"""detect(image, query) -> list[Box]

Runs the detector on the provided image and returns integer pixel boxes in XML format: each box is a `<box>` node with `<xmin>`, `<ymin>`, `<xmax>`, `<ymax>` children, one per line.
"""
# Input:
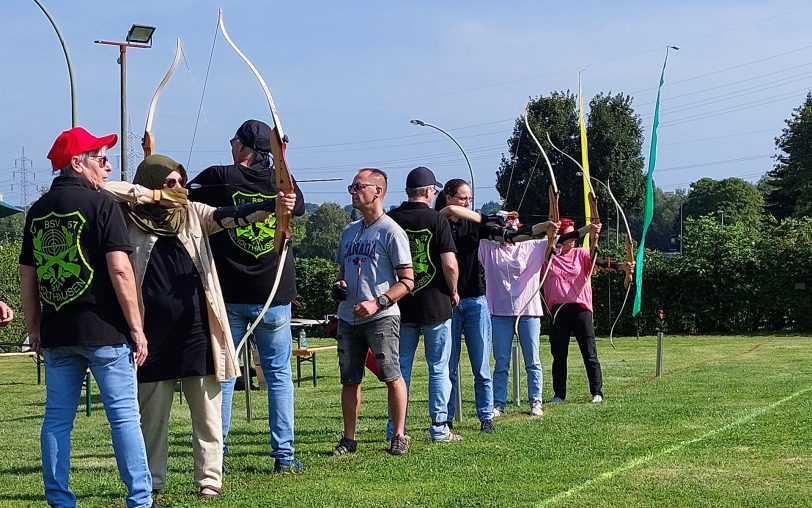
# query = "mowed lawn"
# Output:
<box><xmin>1</xmin><ymin>335</ymin><xmax>810</xmax><ymax>508</ymax></box>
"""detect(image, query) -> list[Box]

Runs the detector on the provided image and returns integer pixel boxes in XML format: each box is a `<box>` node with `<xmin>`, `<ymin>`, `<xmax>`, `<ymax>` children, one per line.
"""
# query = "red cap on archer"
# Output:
<box><xmin>47</xmin><ymin>127</ymin><xmax>118</xmax><ymax>171</ymax></box>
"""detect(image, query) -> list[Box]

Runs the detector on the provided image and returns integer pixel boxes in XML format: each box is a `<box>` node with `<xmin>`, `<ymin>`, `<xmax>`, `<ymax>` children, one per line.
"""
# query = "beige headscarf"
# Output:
<box><xmin>128</xmin><ymin>154</ymin><xmax>187</xmax><ymax>236</ymax></box>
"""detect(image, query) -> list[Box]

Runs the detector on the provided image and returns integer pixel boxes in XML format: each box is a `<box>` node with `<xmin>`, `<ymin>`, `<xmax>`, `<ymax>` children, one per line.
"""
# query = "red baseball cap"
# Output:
<box><xmin>47</xmin><ymin>127</ymin><xmax>118</xmax><ymax>171</ymax></box>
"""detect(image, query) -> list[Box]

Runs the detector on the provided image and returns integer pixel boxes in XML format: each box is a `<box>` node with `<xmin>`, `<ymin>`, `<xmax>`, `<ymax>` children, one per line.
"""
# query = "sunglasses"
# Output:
<box><xmin>348</xmin><ymin>182</ymin><xmax>379</xmax><ymax>193</ymax></box>
<box><xmin>163</xmin><ymin>178</ymin><xmax>184</xmax><ymax>189</ymax></box>
<box><xmin>87</xmin><ymin>155</ymin><xmax>109</xmax><ymax>166</ymax></box>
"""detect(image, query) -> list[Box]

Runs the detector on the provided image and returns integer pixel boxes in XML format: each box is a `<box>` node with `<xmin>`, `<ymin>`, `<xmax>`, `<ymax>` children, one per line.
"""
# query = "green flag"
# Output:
<box><xmin>633</xmin><ymin>48</ymin><xmax>676</xmax><ymax>316</ymax></box>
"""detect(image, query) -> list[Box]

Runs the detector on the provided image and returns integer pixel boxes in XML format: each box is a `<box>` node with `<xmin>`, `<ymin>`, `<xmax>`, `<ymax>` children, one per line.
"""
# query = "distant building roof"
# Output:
<box><xmin>0</xmin><ymin>200</ymin><xmax>23</xmax><ymax>219</ymax></box>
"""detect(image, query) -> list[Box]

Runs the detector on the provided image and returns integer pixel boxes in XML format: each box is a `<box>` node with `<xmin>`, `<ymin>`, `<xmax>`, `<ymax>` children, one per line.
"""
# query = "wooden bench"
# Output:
<box><xmin>292</xmin><ymin>345</ymin><xmax>337</xmax><ymax>387</ymax></box>
<box><xmin>0</xmin><ymin>343</ymin><xmax>42</xmax><ymax>384</ymax></box>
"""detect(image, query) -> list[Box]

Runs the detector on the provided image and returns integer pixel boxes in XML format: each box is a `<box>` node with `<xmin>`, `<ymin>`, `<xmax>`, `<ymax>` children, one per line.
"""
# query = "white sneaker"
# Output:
<box><xmin>591</xmin><ymin>394</ymin><xmax>604</xmax><ymax>404</ymax></box>
<box><xmin>548</xmin><ymin>396</ymin><xmax>564</xmax><ymax>404</ymax></box>
<box><xmin>530</xmin><ymin>400</ymin><xmax>543</xmax><ymax>417</ymax></box>
<box><xmin>433</xmin><ymin>432</ymin><xmax>463</xmax><ymax>443</ymax></box>
<box><xmin>492</xmin><ymin>405</ymin><xmax>504</xmax><ymax>418</ymax></box>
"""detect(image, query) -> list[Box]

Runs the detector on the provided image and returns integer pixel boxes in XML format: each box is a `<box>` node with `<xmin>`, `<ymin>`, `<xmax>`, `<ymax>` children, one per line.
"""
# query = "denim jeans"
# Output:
<box><xmin>42</xmin><ymin>344</ymin><xmax>152</xmax><ymax>508</ymax></box>
<box><xmin>220</xmin><ymin>303</ymin><xmax>295</xmax><ymax>461</ymax></box>
<box><xmin>491</xmin><ymin>315</ymin><xmax>542</xmax><ymax>408</ymax></box>
<box><xmin>448</xmin><ymin>296</ymin><xmax>494</xmax><ymax>421</ymax></box>
<box><xmin>386</xmin><ymin>320</ymin><xmax>453</xmax><ymax>441</ymax></box>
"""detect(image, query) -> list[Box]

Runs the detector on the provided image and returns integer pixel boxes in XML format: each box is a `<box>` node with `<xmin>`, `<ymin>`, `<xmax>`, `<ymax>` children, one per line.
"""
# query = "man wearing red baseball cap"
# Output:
<box><xmin>20</xmin><ymin>127</ymin><xmax>163</xmax><ymax>508</ymax></box>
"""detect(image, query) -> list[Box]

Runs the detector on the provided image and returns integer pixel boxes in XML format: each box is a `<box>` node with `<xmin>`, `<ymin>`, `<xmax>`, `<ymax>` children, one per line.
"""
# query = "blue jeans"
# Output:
<box><xmin>42</xmin><ymin>345</ymin><xmax>152</xmax><ymax>508</ymax></box>
<box><xmin>448</xmin><ymin>296</ymin><xmax>494</xmax><ymax>421</ymax></box>
<box><xmin>387</xmin><ymin>320</ymin><xmax>452</xmax><ymax>441</ymax></box>
<box><xmin>220</xmin><ymin>303</ymin><xmax>295</xmax><ymax>461</ymax></box>
<box><xmin>491</xmin><ymin>315</ymin><xmax>542</xmax><ymax>408</ymax></box>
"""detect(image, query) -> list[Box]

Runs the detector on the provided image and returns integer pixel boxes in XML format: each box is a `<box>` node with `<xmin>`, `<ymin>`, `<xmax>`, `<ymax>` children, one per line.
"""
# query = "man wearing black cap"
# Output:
<box><xmin>20</xmin><ymin>127</ymin><xmax>163</xmax><ymax>507</ymax></box>
<box><xmin>188</xmin><ymin>119</ymin><xmax>305</xmax><ymax>473</ymax></box>
<box><xmin>386</xmin><ymin>166</ymin><xmax>462</xmax><ymax>443</ymax></box>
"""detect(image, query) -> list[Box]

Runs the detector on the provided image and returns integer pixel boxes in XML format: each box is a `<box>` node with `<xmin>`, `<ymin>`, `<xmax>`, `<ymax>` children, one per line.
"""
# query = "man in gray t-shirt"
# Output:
<box><xmin>332</xmin><ymin>168</ymin><xmax>415</xmax><ymax>457</ymax></box>
<box><xmin>335</xmin><ymin>214</ymin><xmax>411</xmax><ymax>324</ymax></box>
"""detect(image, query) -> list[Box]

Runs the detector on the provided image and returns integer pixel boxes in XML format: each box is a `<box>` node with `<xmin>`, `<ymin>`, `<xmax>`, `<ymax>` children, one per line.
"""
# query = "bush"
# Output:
<box><xmin>0</xmin><ymin>241</ymin><xmax>26</xmax><ymax>344</ymax></box>
<box><xmin>293</xmin><ymin>256</ymin><xmax>338</xmax><ymax>320</ymax></box>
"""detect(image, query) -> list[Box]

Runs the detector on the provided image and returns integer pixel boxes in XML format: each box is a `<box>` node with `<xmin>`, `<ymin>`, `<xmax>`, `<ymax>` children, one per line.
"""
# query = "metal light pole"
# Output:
<box><xmin>680</xmin><ymin>200</ymin><xmax>684</xmax><ymax>254</ymax></box>
<box><xmin>718</xmin><ymin>210</ymin><xmax>725</xmax><ymax>227</ymax></box>
<box><xmin>32</xmin><ymin>0</ymin><xmax>77</xmax><ymax>126</ymax></box>
<box><xmin>410</xmin><ymin>119</ymin><xmax>475</xmax><ymax>209</ymax></box>
<box><xmin>96</xmin><ymin>25</ymin><xmax>155</xmax><ymax>181</ymax></box>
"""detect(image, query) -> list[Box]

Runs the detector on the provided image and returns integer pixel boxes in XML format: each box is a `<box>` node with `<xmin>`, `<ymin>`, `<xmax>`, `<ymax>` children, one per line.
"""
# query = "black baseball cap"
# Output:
<box><xmin>406</xmin><ymin>166</ymin><xmax>442</xmax><ymax>190</ymax></box>
<box><xmin>234</xmin><ymin>119</ymin><xmax>272</xmax><ymax>153</ymax></box>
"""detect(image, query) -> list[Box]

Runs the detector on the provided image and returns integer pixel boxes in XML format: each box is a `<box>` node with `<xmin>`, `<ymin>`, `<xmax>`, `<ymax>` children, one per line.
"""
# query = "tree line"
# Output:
<box><xmin>1</xmin><ymin>92</ymin><xmax>810</xmax><ymax>340</ymax></box>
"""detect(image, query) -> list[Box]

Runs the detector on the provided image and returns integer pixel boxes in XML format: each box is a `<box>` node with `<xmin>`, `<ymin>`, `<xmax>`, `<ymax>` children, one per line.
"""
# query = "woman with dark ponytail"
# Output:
<box><xmin>434</xmin><ymin>179</ymin><xmax>496</xmax><ymax>432</ymax></box>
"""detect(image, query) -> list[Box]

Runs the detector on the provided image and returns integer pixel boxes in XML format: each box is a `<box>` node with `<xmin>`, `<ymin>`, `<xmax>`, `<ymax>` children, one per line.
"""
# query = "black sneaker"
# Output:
<box><xmin>273</xmin><ymin>458</ymin><xmax>304</xmax><ymax>473</ymax></box>
<box><xmin>333</xmin><ymin>436</ymin><xmax>357</xmax><ymax>456</ymax></box>
<box><xmin>480</xmin><ymin>419</ymin><xmax>494</xmax><ymax>433</ymax></box>
<box><xmin>388</xmin><ymin>434</ymin><xmax>410</xmax><ymax>456</ymax></box>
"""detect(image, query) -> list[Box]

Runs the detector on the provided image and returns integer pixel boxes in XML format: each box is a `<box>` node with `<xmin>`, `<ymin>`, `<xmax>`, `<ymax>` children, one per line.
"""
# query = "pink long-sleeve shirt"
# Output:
<box><xmin>478</xmin><ymin>239</ymin><xmax>549</xmax><ymax>317</ymax></box>
<box><xmin>542</xmin><ymin>247</ymin><xmax>593</xmax><ymax>312</ymax></box>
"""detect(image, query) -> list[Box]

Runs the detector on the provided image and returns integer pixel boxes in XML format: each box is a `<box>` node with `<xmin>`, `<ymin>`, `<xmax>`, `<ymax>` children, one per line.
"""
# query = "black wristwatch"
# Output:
<box><xmin>376</xmin><ymin>294</ymin><xmax>390</xmax><ymax>309</ymax></box>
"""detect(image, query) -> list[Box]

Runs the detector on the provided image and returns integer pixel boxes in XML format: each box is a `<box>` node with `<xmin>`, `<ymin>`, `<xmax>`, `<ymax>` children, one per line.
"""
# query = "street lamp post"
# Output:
<box><xmin>32</xmin><ymin>0</ymin><xmax>77</xmax><ymax>127</ymax></box>
<box><xmin>95</xmin><ymin>25</ymin><xmax>155</xmax><ymax>181</ymax></box>
<box><xmin>409</xmin><ymin>119</ymin><xmax>475</xmax><ymax>209</ymax></box>
<box><xmin>680</xmin><ymin>200</ymin><xmax>685</xmax><ymax>254</ymax></box>
<box><xmin>718</xmin><ymin>209</ymin><xmax>725</xmax><ymax>227</ymax></box>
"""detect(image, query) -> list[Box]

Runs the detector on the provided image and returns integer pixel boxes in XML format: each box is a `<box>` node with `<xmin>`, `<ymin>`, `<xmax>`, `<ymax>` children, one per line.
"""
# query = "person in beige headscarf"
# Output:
<box><xmin>103</xmin><ymin>154</ymin><xmax>295</xmax><ymax>499</ymax></box>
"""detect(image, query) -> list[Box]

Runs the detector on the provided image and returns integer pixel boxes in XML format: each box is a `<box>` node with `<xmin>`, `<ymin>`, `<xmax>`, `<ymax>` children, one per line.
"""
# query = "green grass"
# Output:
<box><xmin>1</xmin><ymin>335</ymin><xmax>811</xmax><ymax>507</ymax></box>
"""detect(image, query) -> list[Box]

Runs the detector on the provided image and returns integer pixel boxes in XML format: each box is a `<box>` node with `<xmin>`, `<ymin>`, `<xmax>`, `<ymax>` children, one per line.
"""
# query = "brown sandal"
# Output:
<box><xmin>199</xmin><ymin>485</ymin><xmax>221</xmax><ymax>499</ymax></box>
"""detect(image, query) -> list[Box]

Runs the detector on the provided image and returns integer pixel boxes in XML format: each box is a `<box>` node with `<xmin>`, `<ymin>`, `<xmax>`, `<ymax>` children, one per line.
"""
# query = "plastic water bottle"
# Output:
<box><xmin>298</xmin><ymin>328</ymin><xmax>307</xmax><ymax>348</ymax></box>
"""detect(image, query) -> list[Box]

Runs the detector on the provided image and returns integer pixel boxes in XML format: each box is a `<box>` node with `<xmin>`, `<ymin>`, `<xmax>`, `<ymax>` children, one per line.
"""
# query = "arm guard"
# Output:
<box><xmin>212</xmin><ymin>199</ymin><xmax>274</xmax><ymax>228</ymax></box>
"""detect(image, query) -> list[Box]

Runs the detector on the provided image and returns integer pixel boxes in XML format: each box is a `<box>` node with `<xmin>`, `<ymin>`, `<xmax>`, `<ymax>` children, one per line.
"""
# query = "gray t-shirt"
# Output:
<box><xmin>335</xmin><ymin>214</ymin><xmax>412</xmax><ymax>325</ymax></box>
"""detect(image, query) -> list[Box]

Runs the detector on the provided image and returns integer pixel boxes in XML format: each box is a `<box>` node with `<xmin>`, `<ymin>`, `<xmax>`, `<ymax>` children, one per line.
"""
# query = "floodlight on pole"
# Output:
<box><xmin>126</xmin><ymin>25</ymin><xmax>156</xmax><ymax>45</ymax></box>
<box><xmin>410</xmin><ymin>119</ymin><xmax>475</xmax><ymax>209</ymax></box>
<box><xmin>95</xmin><ymin>24</ymin><xmax>155</xmax><ymax>181</ymax></box>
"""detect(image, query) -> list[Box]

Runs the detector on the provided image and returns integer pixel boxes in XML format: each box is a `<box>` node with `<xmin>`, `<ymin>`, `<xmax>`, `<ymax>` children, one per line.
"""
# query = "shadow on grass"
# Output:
<box><xmin>0</xmin><ymin>465</ymin><xmax>41</xmax><ymax>475</ymax></box>
<box><xmin>1</xmin><ymin>494</ymin><xmax>47</xmax><ymax>503</ymax></box>
<box><xmin>4</xmin><ymin>413</ymin><xmax>43</xmax><ymax>422</ymax></box>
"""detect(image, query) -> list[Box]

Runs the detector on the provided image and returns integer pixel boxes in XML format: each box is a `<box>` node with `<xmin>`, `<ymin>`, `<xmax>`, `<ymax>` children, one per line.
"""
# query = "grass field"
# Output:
<box><xmin>1</xmin><ymin>335</ymin><xmax>810</xmax><ymax>508</ymax></box>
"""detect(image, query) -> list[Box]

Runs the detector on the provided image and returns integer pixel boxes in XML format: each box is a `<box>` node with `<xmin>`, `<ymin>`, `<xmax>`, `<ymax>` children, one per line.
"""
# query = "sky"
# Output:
<box><xmin>1</xmin><ymin>0</ymin><xmax>810</xmax><ymax>209</ymax></box>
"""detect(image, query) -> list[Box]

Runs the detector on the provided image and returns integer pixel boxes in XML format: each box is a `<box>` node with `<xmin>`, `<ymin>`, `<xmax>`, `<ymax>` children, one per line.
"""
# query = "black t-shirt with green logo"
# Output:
<box><xmin>449</xmin><ymin>214</ymin><xmax>488</xmax><ymax>299</ymax></box>
<box><xmin>19</xmin><ymin>177</ymin><xmax>132</xmax><ymax>348</ymax></box>
<box><xmin>387</xmin><ymin>201</ymin><xmax>457</xmax><ymax>325</ymax></box>
<box><xmin>188</xmin><ymin>161</ymin><xmax>304</xmax><ymax>304</ymax></box>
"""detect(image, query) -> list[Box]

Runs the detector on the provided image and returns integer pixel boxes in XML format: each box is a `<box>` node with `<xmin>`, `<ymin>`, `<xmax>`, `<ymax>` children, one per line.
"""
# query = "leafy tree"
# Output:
<box><xmin>497</xmin><ymin>92</ymin><xmax>579</xmax><ymax>221</ymax></box>
<box><xmin>479</xmin><ymin>200</ymin><xmax>500</xmax><ymax>215</ymax></box>
<box><xmin>290</xmin><ymin>213</ymin><xmax>307</xmax><ymax>246</ymax></box>
<box><xmin>496</xmin><ymin>91</ymin><xmax>646</xmax><ymax>226</ymax></box>
<box><xmin>683</xmin><ymin>177</ymin><xmax>764</xmax><ymax>227</ymax></box>
<box><xmin>342</xmin><ymin>204</ymin><xmax>361</xmax><ymax>221</ymax></box>
<box><xmin>764</xmin><ymin>92</ymin><xmax>812</xmax><ymax>219</ymax></box>
<box><xmin>0</xmin><ymin>214</ymin><xmax>24</xmax><ymax>243</ymax></box>
<box><xmin>293</xmin><ymin>257</ymin><xmax>339</xmax><ymax>319</ymax></box>
<box><xmin>586</xmin><ymin>93</ymin><xmax>646</xmax><ymax>218</ymax></box>
<box><xmin>297</xmin><ymin>203</ymin><xmax>349</xmax><ymax>260</ymax></box>
<box><xmin>645</xmin><ymin>187</ymin><xmax>685</xmax><ymax>251</ymax></box>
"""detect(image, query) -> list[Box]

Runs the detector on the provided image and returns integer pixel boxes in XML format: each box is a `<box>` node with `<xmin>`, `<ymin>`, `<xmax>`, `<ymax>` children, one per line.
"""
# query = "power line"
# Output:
<box><xmin>661</xmin><ymin>88</ymin><xmax>809</xmax><ymax>127</ymax></box>
<box><xmin>640</xmin><ymin>71</ymin><xmax>812</xmax><ymax>118</ymax></box>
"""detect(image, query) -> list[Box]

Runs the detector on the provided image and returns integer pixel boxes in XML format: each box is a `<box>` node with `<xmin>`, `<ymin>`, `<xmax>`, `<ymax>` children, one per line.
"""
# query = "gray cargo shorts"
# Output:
<box><xmin>337</xmin><ymin>315</ymin><xmax>402</xmax><ymax>385</ymax></box>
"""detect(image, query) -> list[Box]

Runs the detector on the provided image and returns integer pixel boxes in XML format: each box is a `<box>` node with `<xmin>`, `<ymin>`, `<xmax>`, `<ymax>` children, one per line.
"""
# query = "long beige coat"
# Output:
<box><xmin>103</xmin><ymin>182</ymin><xmax>268</xmax><ymax>381</ymax></box>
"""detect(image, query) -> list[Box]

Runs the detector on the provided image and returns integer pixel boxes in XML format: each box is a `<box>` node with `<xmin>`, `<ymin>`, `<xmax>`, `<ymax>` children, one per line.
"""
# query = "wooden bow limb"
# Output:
<box><xmin>142</xmin><ymin>38</ymin><xmax>181</xmax><ymax>158</ymax></box>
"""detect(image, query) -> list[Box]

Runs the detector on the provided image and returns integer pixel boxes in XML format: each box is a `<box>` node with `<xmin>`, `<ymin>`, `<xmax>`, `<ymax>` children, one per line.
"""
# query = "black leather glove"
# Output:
<box><xmin>332</xmin><ymin>282</ymin><xmax>348</xmax><ymax>302</ymax></box>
